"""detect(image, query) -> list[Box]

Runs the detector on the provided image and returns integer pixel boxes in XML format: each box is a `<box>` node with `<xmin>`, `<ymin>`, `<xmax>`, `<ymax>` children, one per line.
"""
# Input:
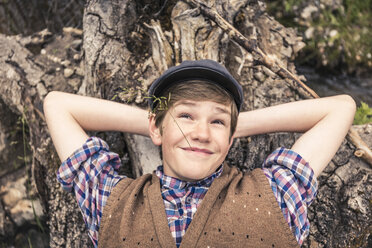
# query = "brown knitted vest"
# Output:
<box><xmin>99</xmin><ymin>165</ymin><xmax>299</xmax><ymax>247</ymax></box>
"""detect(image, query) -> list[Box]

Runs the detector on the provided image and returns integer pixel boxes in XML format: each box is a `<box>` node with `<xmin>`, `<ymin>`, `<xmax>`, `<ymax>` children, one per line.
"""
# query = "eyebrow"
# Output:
<box><xmin>175</xmin><ymin>100</ymin><xmax>231</xmax><ymax>115</ymax></box>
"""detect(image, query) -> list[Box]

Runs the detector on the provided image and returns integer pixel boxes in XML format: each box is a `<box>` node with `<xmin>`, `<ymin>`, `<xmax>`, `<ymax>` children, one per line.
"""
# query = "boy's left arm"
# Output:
<box><xmin>235</xmin><ymin>95</ymin><xmax>356</xmax><ymax>177</ymax></box>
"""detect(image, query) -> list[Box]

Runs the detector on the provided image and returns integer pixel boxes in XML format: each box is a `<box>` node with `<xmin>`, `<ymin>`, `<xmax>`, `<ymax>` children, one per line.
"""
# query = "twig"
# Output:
<box><xmin>183</xmin><ymin>0</ymin><xmax>318</xmax><ymax>98</ymax></box>
<box><xmin>182</xmin><ymin>0</ymin><xmax>372</xmax><ymax>167</ymax></box>
<box><xmin>347</xmin><ymin>127</ymin><xmax>372</xmax><ymax>164</ymax></box>
<box><xmin>169</xmin><ymin>111</ymin><xmax>192</xmax><ymax>149</ymax></box>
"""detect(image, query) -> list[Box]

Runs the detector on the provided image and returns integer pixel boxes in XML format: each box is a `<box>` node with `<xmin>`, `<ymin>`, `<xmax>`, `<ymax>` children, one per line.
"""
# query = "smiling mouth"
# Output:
<box><xmin>182</xmin><ymin>147</ymin><xmax>213</xmax><ymax>155</ymax></box>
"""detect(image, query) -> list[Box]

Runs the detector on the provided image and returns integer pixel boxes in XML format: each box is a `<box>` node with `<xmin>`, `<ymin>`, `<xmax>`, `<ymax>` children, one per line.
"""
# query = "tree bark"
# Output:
<box><xmin>0</xmin><ymin>0</ymin><xmax>84</xmax><ymax>35</ymax></box>
<box><xmin>0</xmin><ymin>0</ymin><xmax>370</xmax><ymax>247</ymax></box>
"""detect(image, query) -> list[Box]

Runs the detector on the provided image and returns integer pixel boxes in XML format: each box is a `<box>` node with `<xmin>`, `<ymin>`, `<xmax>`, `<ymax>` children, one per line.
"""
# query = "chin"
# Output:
<box><xmin>180</xmin><ymin>168</ymin><xmax>213</xmax><ymax>181</ymax></box>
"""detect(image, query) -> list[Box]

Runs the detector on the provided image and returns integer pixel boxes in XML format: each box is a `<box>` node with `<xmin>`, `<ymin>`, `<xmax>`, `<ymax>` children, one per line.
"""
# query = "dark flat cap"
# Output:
<box><xmin>148</xmin><ymin>59</ymin><xmax>243</xmax><ymax>111</ymax></box>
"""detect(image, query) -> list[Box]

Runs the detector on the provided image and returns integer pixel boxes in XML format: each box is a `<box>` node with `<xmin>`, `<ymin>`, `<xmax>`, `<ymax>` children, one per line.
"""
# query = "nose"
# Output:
<box><xmin>190</xmin><ymin>121</ymin><xmax>210</xmax><ymax>143</ymax></box>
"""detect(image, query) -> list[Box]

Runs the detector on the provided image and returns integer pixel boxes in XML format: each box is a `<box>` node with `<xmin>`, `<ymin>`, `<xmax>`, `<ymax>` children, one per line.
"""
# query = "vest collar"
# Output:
<box><xmin>148</xmin><ymin>163</ymin><xmax>237</xmax><ymax>248</ymax></box>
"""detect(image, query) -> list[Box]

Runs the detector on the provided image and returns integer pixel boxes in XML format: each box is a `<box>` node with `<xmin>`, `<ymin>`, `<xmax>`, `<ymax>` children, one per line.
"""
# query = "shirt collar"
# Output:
<box><xmin>156</xmin><ymin>165</ymin><xmax>223</xmax><ymax>190</ymax></box>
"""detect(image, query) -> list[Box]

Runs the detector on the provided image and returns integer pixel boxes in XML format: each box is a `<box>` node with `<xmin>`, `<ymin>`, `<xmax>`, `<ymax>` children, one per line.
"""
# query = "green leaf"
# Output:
<box><xmin>353</xmin><ymin>101</ymin><xmax>372</xmax><ymax>124</ymax></box>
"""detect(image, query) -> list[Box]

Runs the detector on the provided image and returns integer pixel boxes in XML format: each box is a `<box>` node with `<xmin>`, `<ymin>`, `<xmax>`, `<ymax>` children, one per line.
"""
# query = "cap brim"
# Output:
<box><xmin>149</xmin><ymin>65</ymin><xmax>243</xmax><ymax>111</ymax></box>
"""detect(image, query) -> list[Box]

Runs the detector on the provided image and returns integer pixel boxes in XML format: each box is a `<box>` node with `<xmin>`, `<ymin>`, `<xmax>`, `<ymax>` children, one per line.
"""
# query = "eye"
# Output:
<box><xmin>179</xmin><ymin>113</ymin><xmax>192</xmax><ymax>119</ymax></box>
<box><xmin>212</xmin><ymin>119</ymin><xmax>225</xmax><ymax>125</ymax></box>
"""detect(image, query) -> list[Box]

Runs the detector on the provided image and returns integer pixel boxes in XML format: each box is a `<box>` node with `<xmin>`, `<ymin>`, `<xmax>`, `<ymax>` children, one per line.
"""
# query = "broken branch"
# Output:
<box><xmin>183</xmin><ymin>0</ymin><xmax>372</xmax><ymax>167</ymax></box>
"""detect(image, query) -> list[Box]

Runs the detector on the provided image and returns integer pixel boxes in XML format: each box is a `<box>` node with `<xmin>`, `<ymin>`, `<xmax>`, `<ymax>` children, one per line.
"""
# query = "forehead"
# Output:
<box><xmin>173</xmin><ymin>100</ymin><xmax>231</xmax><ymax>115</ymax></box>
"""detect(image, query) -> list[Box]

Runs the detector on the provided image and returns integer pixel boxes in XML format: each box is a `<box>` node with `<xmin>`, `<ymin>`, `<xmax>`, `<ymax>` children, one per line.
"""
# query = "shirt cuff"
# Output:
<box><xmin>263</xmin><ymin>147</ymin><xmax>318</xmax><ymax>206</ymax></box>
<box><xmin>56</xmin><ymin>136</ymin><xmax>120</xmax><ymax>192</ymax></box>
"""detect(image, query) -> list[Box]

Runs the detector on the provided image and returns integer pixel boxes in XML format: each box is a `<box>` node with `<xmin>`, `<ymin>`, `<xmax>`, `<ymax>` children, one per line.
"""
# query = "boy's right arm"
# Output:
<box><xmin>43</xmin><ymin>91</ymin><xmax>149</xmax><ymax>161</ymax></box>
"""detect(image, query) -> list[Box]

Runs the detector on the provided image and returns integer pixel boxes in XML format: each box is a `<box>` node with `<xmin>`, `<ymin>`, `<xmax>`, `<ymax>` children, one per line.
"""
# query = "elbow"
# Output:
<box><xmin>335</xmin><ymin>94</ymin><xmax>357</xmax><ymax>123</ymax></box>
<box><xmin>43</xmin><ymin>91</ymin><xmax>56</xmax><ymax>112</ymax></box>
<box><xmin>43</xmin><ymin>91</ymin><xmax>63</xmax><ymax>116</ymax></box>
<box><xmin>339</xmin><ymin>94</ymin><xmax>356</xmax><ymax>114</ymax></box>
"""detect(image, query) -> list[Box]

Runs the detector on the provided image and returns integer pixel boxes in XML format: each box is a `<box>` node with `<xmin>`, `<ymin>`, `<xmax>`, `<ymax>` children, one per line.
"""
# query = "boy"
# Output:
<box><xmin>44</xmin><ymin>60</ymin><xmax>356</xmax><ymax>247</ymax></box>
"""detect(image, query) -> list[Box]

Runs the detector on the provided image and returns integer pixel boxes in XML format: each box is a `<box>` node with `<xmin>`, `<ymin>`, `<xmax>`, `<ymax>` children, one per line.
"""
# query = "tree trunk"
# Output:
<box><xmin>0</xmin><ymin>0</ymin><xmax>370</xmax><ymax>247</ymax></box>
<box><xmin>0</xmin><ymin>0</ymin><xmax>84</xmax><ymax>35</ymax></box>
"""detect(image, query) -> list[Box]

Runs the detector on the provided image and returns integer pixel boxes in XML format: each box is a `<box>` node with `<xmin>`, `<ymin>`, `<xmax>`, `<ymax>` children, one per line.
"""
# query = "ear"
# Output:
<box><xmin>228</xmin><ymin>132</ymin><xmax>235</xmax><ymax>149</ymax></box>
<box><xmin>149</xmin><ymin>114</ymin><xmax>162</xmax><ymax>146</ymax></box>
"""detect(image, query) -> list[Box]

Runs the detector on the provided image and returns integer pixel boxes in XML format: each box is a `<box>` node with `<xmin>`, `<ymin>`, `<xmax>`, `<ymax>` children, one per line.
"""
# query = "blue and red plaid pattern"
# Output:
<box><xmin>57</xmin><ymin>137</ymin><xmax>317</xmax><ymax>247</ymax></box>
<box><xmin>57</xmin><ymin>137</ymin><xmax>125</xmax><ymax>247</ymax></box>
<box><xmin>263</xmin><ymin>147</ymin><xmax>318</xmax><ymax>245</ymax></box>
<box><xmin>155</xmin><ymin>165</ymin><xmax>223</xmax><ymax>247</ymax></box>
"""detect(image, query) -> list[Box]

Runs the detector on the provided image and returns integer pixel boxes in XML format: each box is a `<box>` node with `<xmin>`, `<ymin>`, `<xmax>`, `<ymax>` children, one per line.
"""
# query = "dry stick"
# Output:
<box><xmin>183</xmin><ymin>0</ymin><xmax>372</xmax><ymax>167</ymax></box>
<box><xmin>169</xmin><ymin>111</ymin><xmax>193</xmax><ymax>149</ymax></box>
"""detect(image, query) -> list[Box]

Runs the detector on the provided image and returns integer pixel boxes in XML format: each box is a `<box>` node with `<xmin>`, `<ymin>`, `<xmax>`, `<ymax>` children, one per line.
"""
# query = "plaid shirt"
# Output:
<box><xmin>57</xmin><ymin>137</ymin><xmax>317</xmax><ymax>247</ymax></box>
<box><xmin>155</xmin><ymin>164</ymin><xmax>223</xmax><ymax>246</ymax></box>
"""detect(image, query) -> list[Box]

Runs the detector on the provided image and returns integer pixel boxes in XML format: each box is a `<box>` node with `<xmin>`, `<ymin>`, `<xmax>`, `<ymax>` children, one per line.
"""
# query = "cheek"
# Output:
<box><xmin>218</xmin><ymin>134</ymin><xmax>232</xmax><ymax>153</ymax></box>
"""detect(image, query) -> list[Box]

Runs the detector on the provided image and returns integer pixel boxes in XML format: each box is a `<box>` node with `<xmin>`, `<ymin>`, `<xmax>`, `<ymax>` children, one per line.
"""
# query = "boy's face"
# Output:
<box><xmin>149</xmin><ymin>100</ymin><xmax>233</xmax><ymax>181</ymax></box>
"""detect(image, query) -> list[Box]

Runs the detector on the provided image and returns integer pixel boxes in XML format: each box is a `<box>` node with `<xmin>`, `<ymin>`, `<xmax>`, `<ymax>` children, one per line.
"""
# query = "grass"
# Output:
<box><xmin>353</xmin><ymin>101</ymin><xmax>372</xmax><ymax>125</ymax></box>
<box><xmin>113</xmin><ymin>88</ymin><xmax>193</xmax><ymax>149</ymax></box>
<box><xmin>20</xmin><ymin>110</ymin><xmax>46</xmax><ymax>234</ymax></box>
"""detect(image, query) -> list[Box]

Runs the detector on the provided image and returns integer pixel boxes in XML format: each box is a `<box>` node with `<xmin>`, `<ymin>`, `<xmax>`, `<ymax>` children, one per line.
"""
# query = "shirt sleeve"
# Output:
<box><xmin>262</xmin><ymin>147</ymin><xmax>318</xmax><ymax>246</ymax></box>
<box><xmin>57</xmin><ymin>136</ymin><xmax>126</xmax><ymax>247</ymax></box>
